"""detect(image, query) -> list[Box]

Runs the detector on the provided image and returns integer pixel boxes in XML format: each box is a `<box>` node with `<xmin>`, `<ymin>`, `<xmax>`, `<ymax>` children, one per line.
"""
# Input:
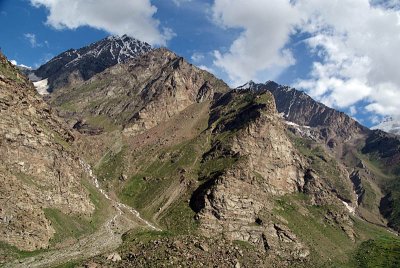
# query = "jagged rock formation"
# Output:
<box><xmin>34</xmin><ymin>35</ymin><xmax>152</xmax><ymax>91</ymax></box>
<box><xmin>238</xmin><ymin>81</ymin><xmax>400</xmax><ymax>233</ymax></box>
<box><xmin>49</xmin><ymin>48</ymin><xmax>229</xmax><ymax>135</ymax></box>
<box><xmin>0</xmin><ymin>53</ymin><xmax>94</xmax><ymax>251</ymax></box>
<box><xmin>4</xmin><ymin>35</ymin><xmax>399</xmax><ymax>266</ymax></box>
<box><xmin>193</xmin><ymin>90</ymin><xmax>309</xmax><ymax>260</ymax></box>
<box><xmin>238</xmin><ymin>81</ymin><xmax>368</xmax><ymax>146</ymax></box>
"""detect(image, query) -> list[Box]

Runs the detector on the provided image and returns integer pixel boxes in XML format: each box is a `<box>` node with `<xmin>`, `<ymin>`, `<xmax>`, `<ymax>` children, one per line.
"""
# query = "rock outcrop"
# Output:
<box><xmin>0</xmin><ymin>53</ymin><xmax>94</xmax><ymax>251</ymax></box>
<box><xmin>195</xmin><ymin>90</ymin><xmax>309</xmax><ymax>259</ymax></box>
<box><xmin>34</xmin><ymin>35</ymin><xmax>152</xmax><ymax>91</ymax></box>
<box><xmin>50</xmin><ymin>48</ymin><xmax>229</xmax><ymax>135</ymax></box>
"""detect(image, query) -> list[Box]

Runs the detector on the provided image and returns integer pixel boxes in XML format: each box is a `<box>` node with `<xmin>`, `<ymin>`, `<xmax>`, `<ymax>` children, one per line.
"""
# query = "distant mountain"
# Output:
<box><xmin>237</xmin><ymin>81</ymin><xmax>368</xmax><ymax>145</ymax></box>
<box><xmin>372</xmin><ymin>116</ymin><xmax>400</xmax><ymax>135</ymax></box>
<box><xmin>34</xmin><ymin>35</ymin><xmax>152</xmax><ymax>92</ymax></box>
<box><xmin>49</xmin><ymin>47</ymin><xmax>229</xmax><ymax>135</ymax></box>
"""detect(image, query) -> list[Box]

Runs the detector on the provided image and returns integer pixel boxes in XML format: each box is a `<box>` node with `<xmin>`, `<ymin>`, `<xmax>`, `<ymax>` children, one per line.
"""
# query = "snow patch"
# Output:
<box><xmin>341</xmin><ymin>201</ymin><xmax>356</xmax><ymax>215</ymax></box>
<box><xmin>371</xmin><ymin>116</ymin><xmax>400</xmax><ymax>135</ymax></box>
<box><xmin>33</xmin><ymin>79</ymin><xmax>49</xmax><ymax>95</ymax></box>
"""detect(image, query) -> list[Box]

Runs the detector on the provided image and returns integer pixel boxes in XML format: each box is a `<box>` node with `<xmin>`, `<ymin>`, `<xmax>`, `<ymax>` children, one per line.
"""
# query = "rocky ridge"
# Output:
<box><xmin>0</xmin><ymin>53</ymin><xmax>95</xmax><ymax>251</ymax></box>
<box><xmin>34</xmin><ymin>35</ymin><xmax>152</xmax><ymax>91</ymax></box>
<box><xmin>49</xmin><ymin>48</ymin><xmax>229</xmax><ymax>135</ymax></box>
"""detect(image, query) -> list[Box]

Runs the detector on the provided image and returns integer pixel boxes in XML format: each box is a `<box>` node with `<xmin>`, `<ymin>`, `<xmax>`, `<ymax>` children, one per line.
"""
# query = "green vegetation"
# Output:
<box><xmin>0</xmin><ymin>241</ymin><xmax>48</xmax><ymax>264</ymax></box>
<box><xmin>290</xmin><ymin>134</ymin><xmax>353</xmax><ymax>201</ymax></box>
<box><xmin>44</xmin><ymin>208</ymin><xmax>94</xmax><ymax>245</ymax></box>
<box><xmin>121</xmin><ymin>229</ymin><xmax>173</xmax><ymax>244</ymax></box>
<box><xmin>274</xmin><ymin>193</ymin><xmax>400</xmax><ymax>267</ymax></box>
<box><xmin>119</xmin><ymin>137</ymin><xmax>207</xmax><ymax>231</ymax></box>
<box><xmin>0</xmin><ymin>61</ymin><xmax>26</xmax><ymax>83</ymax></box>
<box><xmin>159</xmin><ymin>197</ymin><xmax>199</xmax><ymax>234</ymax></box>
<box><xmin>86</xmin><ymin>115</ymin><xmax>120</xmax><ymax>132</ymax></box>
<box><xmin>44</xmin><ymin>178</ymin><xmax>110</xmax><ymax>246</ymax></box>
<box><xmin>354</xmin><ymin>237</ymin><xmax>400</xmax><ymax>268</ymax></box>
<box><xmin>96</xmin><ymin>147</ymin><xmax>125</xmax><ymax>182</ymax></box>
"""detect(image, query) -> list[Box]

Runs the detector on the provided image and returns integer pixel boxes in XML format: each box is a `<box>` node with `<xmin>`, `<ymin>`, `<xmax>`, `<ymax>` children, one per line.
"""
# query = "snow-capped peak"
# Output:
<box><xmin>371</xmin><ymin>116</ymin><xmax>400</xmax><ymax>135</ymax></box>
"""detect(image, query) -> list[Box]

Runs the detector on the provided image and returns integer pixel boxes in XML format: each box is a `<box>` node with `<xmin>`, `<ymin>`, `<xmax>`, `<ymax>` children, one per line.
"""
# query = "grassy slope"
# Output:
<box><xmin>274</xmin><ymin>193</ymin><xmax>400</xmax><ymax>267</ymax></box>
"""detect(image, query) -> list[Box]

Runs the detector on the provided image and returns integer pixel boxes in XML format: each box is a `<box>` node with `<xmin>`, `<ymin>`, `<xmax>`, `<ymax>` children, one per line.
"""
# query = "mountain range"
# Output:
<box><xmin>1</xmin><ymin>35</ymin><xmax>399</xmax><ymax>267</ymax></box>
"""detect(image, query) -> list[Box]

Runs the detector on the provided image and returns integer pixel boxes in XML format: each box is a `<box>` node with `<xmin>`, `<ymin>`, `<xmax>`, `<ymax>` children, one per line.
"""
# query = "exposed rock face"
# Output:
<box><xmin>50</xmin><ymin>48</ymin><xmax>229</xmax><ymax>135</ymax></box>
<box><xmin>34</xmin><ymin>35</ymin><xmax>152</xmax><ymax>91</ymax></box>
<box><xmin>0</xmin><ymin>53</ymin><xmax>94</xmax><ymax>251</ymax></box>
<box><xmin>238</xmin><ymin>81</ymin><xmax>368</xmax><ymax>144</ymax></box>
<box><xmin>195</xmin><ymin>90</ymin><xmax>308</xmax><ymax>259</ymax></box>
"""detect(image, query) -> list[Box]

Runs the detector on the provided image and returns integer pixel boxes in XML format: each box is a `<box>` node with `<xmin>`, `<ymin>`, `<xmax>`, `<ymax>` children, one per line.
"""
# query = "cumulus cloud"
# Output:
<box><xmin>191</xmin><ymin>52</ymin><xmax>205</xmax><ymax>63</ymax></box>
<box><xmin>9</xmin><ymin>60</ymin><xmax>32</xmax><ymax>69</ymax></box>
<box><xmin>211</xmin><ymin>0</ymin><xmax>302</xmax><ymax>85</ymax></box>
<box><xmin>29</xmin><ymin>0</ymin><xmax>174</xmax><ymax>46</ymax></box>
<box><xmin>172</xmin><ymin>0</ymin><xmax>193</xmax><ymax>7</ymax></box>
<box><xmin>211</xmin><ymin>0</ymin><xmax>400</xmax><ymax>119</ymax></box>
<box><xmin>24</xmin><ymin>33</ymin><xmax>38</xmax><ymax>47</ymax></box>
<box><xmin>295</xmin><ymin>0</ymin><xmax>400</xmax><ymax>119</ymax></box>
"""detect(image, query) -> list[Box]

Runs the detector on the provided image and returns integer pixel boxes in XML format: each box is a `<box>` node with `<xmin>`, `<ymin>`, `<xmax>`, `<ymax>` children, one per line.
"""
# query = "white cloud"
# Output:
<box><xmin>295</xmin><ymin>0</ymin><xmax>400</xmax><ymax>118</ymax></box>
<box><xmin>29</xmin><ymin>0</ymin><xmax>174</xmax><ymax>46</ymax></box>
<box><xmin>24</xmin><ymin>33</ymin><xmax>38</xmax><ymax>47</ymax></box>
<box><xmin>191</xmin><ymin>52</ymin><xmax>205</xmax><ymax>63</ymax></box>
<box><xmin>172</xmin><ymin>0</ymin><xmax>193</xmax><ymax>7</ymax></box>
<box><xmin>211</xmin><ymin>0</ymin><xmax>302</xmax><ymax>85</ymax></box>
<box><xmin>198</xmin><ymin>65</ymin><xmax>215</xmax><ymax>73</ymax></box>
<box><xmin>9</xmin><ymin>60</ymin><xmax>32</xmax><ymax>69</ymax></box>
<box><xmin>211</xmin><ymin>0</ymin><xmax>400</xmax><ymax>119</ymax></box>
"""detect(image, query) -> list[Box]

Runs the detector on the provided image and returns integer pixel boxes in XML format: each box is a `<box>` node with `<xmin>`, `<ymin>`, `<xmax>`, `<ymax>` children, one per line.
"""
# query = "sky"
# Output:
<box><xmin>1</xmin><ymin>0</ymin><xmax>400</xmax><ymax>127</ymax></box>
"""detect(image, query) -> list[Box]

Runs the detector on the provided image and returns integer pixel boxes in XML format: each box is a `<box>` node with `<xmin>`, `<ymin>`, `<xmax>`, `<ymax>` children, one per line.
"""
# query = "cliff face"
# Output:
<box><xmin>238</xmin><ymin>81</ymin><xmax>368</xmax><ymax>148</ymax></box>
<box><xmin>0</xmin><ymin>53</ymin><xmax>94</xmax><ymax>251</ymax></box>
<box><xmin>50</xmin><ymin>48</ymin><xmax>229</xmax><ymax>135</ymax></box>
<box><xmin>194</xmin><ymin>90</ymin><xmax>309</xmax><ymax>259</ymax></box>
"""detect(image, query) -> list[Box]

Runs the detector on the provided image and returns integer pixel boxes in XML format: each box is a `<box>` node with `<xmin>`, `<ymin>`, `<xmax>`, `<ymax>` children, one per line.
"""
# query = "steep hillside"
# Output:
<box><xmin>238</xmin><ymin>81</ymin><xmax>400</xmax><ymax>233</ymax></box>
<box><xmin>33</xmin><ymin>35</ymin><xmax>151</xmax><ymax>92</ymax></box>
<box><xmin>76</xmin><ymin>84</ymin><xmax>398</xmax><ymax>268</ymax></box>
<box><xmin>0</xmin><ymin>53</ymin><xmax>97</xmax><ymax>253</ymax></box>
<box><xmin>6</xmin><ymin>37</ymin><xmax>399</xmax><ymax>267</ymax></box>
<box><xmin>49</xmin><ymin>47</ymin><xmax>229</xmax><ymax>135</ymax></box>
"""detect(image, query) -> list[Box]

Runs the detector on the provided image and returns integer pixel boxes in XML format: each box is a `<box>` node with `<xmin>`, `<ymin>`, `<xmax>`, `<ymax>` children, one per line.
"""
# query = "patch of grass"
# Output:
<box><xmin>274</xmin><ymin>194</ymin><xmax>356</xmax><ymax>267</ymax></box>
<box><xmin>44</xmin><ymin>178</ymin><xmax>110</xmax><ymax>246</ymax></box>
<box><xmin>360</xmin><ymin>180</ymin><xmax>377</xmax><ymax>210</ymax></box>
<box><xmin>44</xmin><ymin>208</ymin><xmax>94</xmax><ymax>245</ymax></box>
<box><xmin>0</xmin><ymin>61</ymin><xmax>26</xmax><ymax>83</ymax></box>
<box><xmin>96</xmin><ymin>147</ymin><xmax>125</xmax><ymax>182</ymax></box>
<box><xmin>354</xmin><ymin>237</ymin><xmax>400</xmax><ymax>268</ymax></box>
<box><xmin>0</xmin><ymin>241</ymin><xmax>49</xmax><ymax>264</ymax></box>
<box><xmin>274</xmin><ymin>194</ymin><xmax>400</xmax><ymax>267</ymax></box>
<box><xmin>121</xmin><ymin>229</ymin><xmax>173</xmax><ymax>244</ymax></box>
<box><xmin>290</xmin><ymin>134</ymin><xmax>353</xmax><ymax>201</ymax></box>
<box><xmin>159</xmin><ymin>197</ymin><xmax>199</xmax><ymax>234</ymax></box>
<box><xmin>86</xmin><ymin>115</ymin><xmax>119</xmax><ymax>132</ymax></box>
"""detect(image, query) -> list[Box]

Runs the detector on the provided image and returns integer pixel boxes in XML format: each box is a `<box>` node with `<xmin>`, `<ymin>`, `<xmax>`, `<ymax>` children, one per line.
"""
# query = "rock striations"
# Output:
<box><xmin>50</xmin><ymin>48</ymin><xmax>229</xmax><ymax>135</ymax></box>
<box><xmin>0</xmin><ymin>53</ymin><xmax>94</xmax><ymax>251</ymax></box>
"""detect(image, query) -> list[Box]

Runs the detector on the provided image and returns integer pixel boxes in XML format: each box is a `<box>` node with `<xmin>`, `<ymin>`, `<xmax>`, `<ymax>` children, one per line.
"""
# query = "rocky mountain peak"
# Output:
<box><xmin>372</xmin><ymin>116</ymin><xmax>400</xmax><ymax>135</ymax></box>
<box><xmin>33</xmin><ymin>35</ymin><xmax>152</xmax><ymax>92</ymax></box>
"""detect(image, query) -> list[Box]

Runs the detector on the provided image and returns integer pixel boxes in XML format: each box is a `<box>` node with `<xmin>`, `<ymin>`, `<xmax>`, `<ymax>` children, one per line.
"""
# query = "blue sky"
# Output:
<box><xmin>1</xmin><ymin>0</ymin><xmax>400</xmax><ymax>127</ymax></box>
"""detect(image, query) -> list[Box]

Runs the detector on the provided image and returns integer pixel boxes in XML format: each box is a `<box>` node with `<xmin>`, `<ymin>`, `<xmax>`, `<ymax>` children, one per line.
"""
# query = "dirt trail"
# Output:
<box><xmin>6</xmin><ymin>161</ymin><xmax>159</xmax><ymax>268</ymax></box>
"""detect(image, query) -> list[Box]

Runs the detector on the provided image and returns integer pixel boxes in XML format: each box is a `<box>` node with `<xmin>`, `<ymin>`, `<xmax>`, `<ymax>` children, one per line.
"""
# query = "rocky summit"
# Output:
<box><xmin>1</xmin><ymin>36</ymin><xmax>400</xmax><ymax>268</ymax></box>
<box><xmin>33</xmin><ymin>35</ymin><xmax>152</xmax><ymax>92</ymax></box>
